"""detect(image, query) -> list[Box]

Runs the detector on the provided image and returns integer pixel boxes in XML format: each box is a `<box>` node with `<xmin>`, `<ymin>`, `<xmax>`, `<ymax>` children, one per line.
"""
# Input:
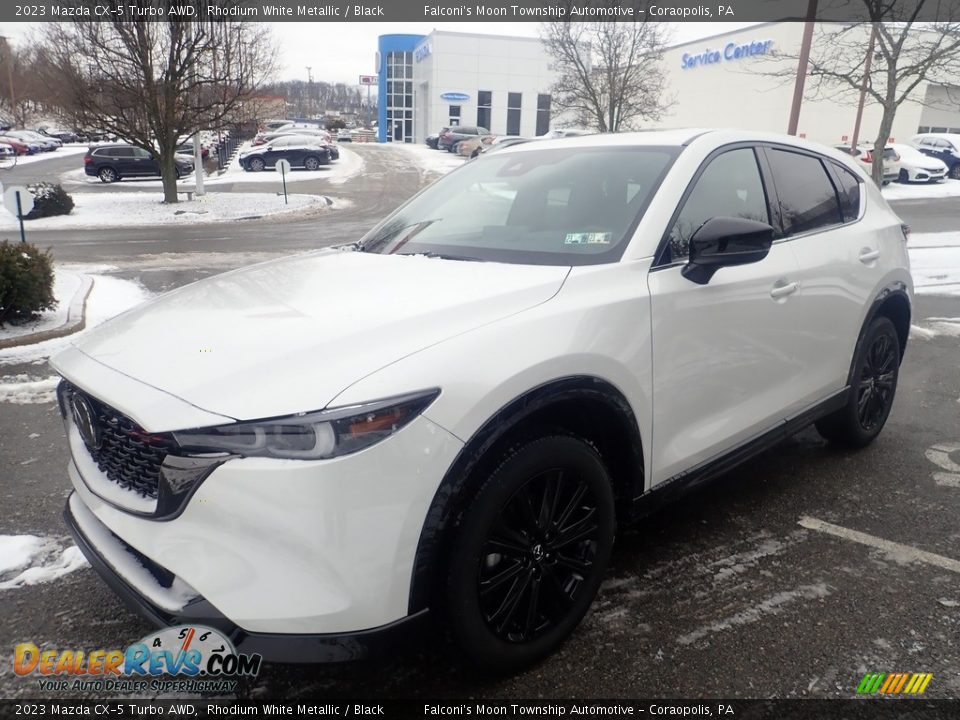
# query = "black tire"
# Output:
<box><xmin>98</xmin><ymin>166</ymin><xmax>118</xmax><ymax>183</ymax></box>
<box><xmin>175</xmin><ymin>167</ymin><xmax>181</xmax><ymax>180</ymax></box>
<box><xmin>815</xmin><ymin>316</ymin><xmax>900</xmax><ymax>448</ymax></box>
<box><xmin>449</xmin><ymin>142</ymin><xmax>460</xmax><ymax>154</ymax></box>
<box><xmin>950</xmin><ymin>164</ymin><xmax>960</xmax><ymax>180</ymax></box>
<box><xmin>898</xmin><ymin>169</ymin><xmax>909</xmax><ymax>183</ymax></box>
<box><xmin>248</xmin><ymin>158</ymin><xmax>265</xmax><ymax>172</ymax></box>
<box><xmin>471</xmin><ymin>148</ymin><xmax>481</xmax><ymax>158</ymax></box>
<box><xmin>445</xmin><ymin>435</ymin><xmax>615</xmax><ymax>673</ymax></box>
<box><xmin>303</xmin><ymin>155</ymin><xmax>321</xmax><ymax>171</ymax></box>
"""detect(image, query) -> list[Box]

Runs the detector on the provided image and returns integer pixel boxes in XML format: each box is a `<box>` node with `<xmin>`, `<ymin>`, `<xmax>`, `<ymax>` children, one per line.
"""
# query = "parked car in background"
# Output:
<box><xmin>239</xmin><ymin>136</ymin><xmax>331</xmax><ymax>172</ymax></box>
<box><xmin>834</xmin><ymin>144</ymin><xmax>899</xmax><ymax>184</ymax></box>
<box><xmin>53</xmin><ymin>129</ymin><xmax>911</xmax><ymax>673</ymax></box>
<box><xmin>8</xmin><ymin>130</ymin><xmax>59</xmax><ymax>152</ymax></box>
<box><xmin>337</xmin><ymin>130</ymin><xmax>353</xmax><ymax>142</ymax></box>
<box><xmin>889</xmin><ymin>143</ymin><xmax>947</xmax><ymax>183</ymax></box>
<box><xmin>0</xmin><ymin>143</ymin><xmax>15</xmax><ymax>159</ymax></box>
<box><xmin>537</xmin><ymin>128</ymin><xmax>594</xmax><ymax>139</ymax></box>
<box><xmin>439</xmin><ymin>125</ymin><xmax>490</xmax><ymax>152</ymax></box>
<box><xmin>457</xmin><ymin>134</ymin><xmax>495</xmax><ymax>158</ymax></box>
<box><xmin>38</xmin><ymin>127</ymin><xmax>79</xmax><ymax>143</ymax></box>
<box><xmin>176</xmin><ymin>140</ymin><xmax>210</xmax><ymax>159</ymax></box>
<box><xmin>483</xmin><ymin>135</ymin><xmax>532</xmax><ymax>155</ymax></box>
<box><xmin>426</xmin><ymin>128</ymin><xmax>450</xmax><ymax>149</ymax></box>
<box><xmin>253</xmin><ymin>127</ymin><xmax>332</xmax><ymax>147</ymax></box>
<box><xmin>0</xmin><ymin>136</ymin><xmax>32</xmax><ymax>155</ymax></box>
<box><xmin>911</xmin><ymin>133</ymin><xmax>960</xmax><ymax>180</ymax></box>
<box><xmin>84</xmin><ymin>144</ymin><xmax>194</xmax><ymax>183</ymax></box>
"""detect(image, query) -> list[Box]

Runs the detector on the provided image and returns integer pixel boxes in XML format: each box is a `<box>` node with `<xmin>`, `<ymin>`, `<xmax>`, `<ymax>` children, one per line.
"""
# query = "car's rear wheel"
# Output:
<box><xmin>98</xmin><ymin>167</ymin><xmax>118</xmax><ymax>183</ymax></box>
<box><xmin>815</xmin><ymin>316</ymin><xmax>900</xmax><ymax>448</ymax></box>
<box><xmin>446</xmin><ymin>435</ymin><xmax>615</xmax><ymax>672</ymax></box>
<box><xmin>950</xmin><ymin>164</ymin><xmax>960</xmax><ymax>180</ymax></box>
<box><xmin>303</xmin><ymin>156</ymin><xmax>321</xmax><ymax>171</ymax></box>
<box><xmin>248</xmin><ymin>158</ymin><xmax>265</xmax><ymax>172</ymax></box>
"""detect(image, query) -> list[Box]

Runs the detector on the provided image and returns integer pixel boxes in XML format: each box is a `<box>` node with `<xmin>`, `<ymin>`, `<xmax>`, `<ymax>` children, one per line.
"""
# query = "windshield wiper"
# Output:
<box><xmin>398</xmin><ymin>251</ymin><xmax>483</xmax><ymax>262</ymax></box>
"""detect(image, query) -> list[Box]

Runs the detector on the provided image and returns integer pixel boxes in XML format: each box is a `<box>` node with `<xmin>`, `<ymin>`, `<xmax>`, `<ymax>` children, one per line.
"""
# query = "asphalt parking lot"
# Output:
<box><xmin>1</xmin><ymin>145</ymin><xmax>959</xmax><ymax>700</ymax></box>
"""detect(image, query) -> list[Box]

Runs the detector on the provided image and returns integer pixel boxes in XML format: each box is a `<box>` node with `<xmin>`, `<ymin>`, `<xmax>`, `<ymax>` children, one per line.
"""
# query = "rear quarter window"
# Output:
<box><xmin>766</xmin><ymin>149</ymin><xmax>843</xmax><ymax>235</ymax></box>
<box><xmin>831</xmin><ymin>164</ymin><xmax>862</xmax><ymax>222</ymax></box>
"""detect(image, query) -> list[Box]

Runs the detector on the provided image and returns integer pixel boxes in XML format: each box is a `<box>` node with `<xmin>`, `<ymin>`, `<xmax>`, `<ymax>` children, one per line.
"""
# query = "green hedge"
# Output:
<box><xmin>0</xmin><ymin>241</ymin><xmax>57</xmax><ymax>327</ymax></box>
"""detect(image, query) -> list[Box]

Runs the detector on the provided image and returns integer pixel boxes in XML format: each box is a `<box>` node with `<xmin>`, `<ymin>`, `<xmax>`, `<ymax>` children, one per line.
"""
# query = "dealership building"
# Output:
<box><xmin>376</xmin><ymin>23</ymin><xmax>960</xmax><ymax>146</ymax></box>
<box><xmin>376</xmin><ymin>31</ymin><xmax>559</xmax><ymax>143</ymax></box>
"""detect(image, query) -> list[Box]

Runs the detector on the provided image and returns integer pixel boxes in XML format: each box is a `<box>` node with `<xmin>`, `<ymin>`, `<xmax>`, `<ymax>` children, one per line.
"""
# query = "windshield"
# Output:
<box><xmin>359</xmin><ymin>146</ymin><xmax>679</xmax><ymax>265</ymax></box>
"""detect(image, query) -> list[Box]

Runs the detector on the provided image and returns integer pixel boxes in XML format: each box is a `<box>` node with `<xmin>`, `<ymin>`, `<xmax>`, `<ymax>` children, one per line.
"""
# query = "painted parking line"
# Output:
<box><xmin>798</xmin><ymin>516</ymin><xmax>960</xmax><ymax>574</ymax></box>
<box><xmin>926</xmin><ymin>442</ymin><xmax>960</xmax><ymax>488</ymax></box>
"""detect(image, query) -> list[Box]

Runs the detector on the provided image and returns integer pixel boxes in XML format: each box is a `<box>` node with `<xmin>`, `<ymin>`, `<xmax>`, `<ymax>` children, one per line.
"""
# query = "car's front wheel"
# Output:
<box><xmin>898</xmin><ymin>169</ymin><xmax>909</xmax><ymax>183</ymax></box>
<box><xmin>815</xmin><ymin>315</ymin><xmax>900</xmax><ymax>447</ymax></box>
<box><xmin>950</xmin><ymin>164</ymin><xmax>960</xmax><ymax>180</ymax></box>
<box><xmin>446</xmin><ymin>435</ymin><xmax>615</xmax><ymax>672</ymax></box>
<box><xmin>98</xmin><ymin>167</ymin><xmax>118</xmax><ymax>183</ymax></box>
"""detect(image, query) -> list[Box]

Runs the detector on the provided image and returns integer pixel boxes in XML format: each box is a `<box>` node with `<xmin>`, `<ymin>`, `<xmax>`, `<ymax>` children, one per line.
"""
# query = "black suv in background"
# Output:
<box><xmin>438</xmin><ymin>125</ymin><xmax>490</xmax><ymax>152</ymax></box>
<box><xmin>84</xmin><ymin>144</ymin><xmax>194</xmax><ymax>183</ymax></box>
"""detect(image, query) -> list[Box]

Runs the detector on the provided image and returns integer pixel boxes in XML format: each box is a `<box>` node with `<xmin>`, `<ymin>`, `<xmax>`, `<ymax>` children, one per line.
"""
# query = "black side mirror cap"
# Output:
<box><xmin>681</xmin><ymin>216</ymin><xmax>775</xmax><ymax>285</ymax></box>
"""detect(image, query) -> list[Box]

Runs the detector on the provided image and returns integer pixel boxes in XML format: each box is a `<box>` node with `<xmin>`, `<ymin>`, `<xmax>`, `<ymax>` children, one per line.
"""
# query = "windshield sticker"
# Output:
<box><xmin>565</xmin><ymin>232</ymin><xmax>612</xmax><ymax>245</ymax></box>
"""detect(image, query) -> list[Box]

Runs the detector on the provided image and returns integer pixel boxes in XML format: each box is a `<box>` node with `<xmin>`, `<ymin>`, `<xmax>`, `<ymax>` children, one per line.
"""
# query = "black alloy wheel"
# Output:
<box><xmin>856</xmin><ymin>330</ymin><xmax>898</xmax><ymax>432</ymax></box>
<box><xmin>898</xmin><ymin>168</ymin><xmax>909</xmax><ymax>183</ymax></box>
<box><xmin>815</xmin><ymin>316</ymin><xmax>900</xmax><ymax>447</ymax></box>
<box><xmin>446</xmin><ymin>435</ymin><xmax>615</xmax><ymax>672</ymax></box>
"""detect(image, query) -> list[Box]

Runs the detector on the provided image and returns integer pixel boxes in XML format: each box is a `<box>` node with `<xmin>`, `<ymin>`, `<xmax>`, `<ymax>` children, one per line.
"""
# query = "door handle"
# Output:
<box><xmin>770</xmin><ymin>281</ymin><xmax>799</xmax><ymax>299</ymax></box>
<box><xmin>859</xmin><ymin>248</ymin><xmax>881</xmax><ymax>263</ymax></box>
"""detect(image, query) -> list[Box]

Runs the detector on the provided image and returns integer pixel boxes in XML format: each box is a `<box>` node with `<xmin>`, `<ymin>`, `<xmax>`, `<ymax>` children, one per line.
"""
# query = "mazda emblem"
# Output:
<box><xmin>71</xmin><ymin>395</ymin><xmax>100</xmax><ymax>452</ymax></box>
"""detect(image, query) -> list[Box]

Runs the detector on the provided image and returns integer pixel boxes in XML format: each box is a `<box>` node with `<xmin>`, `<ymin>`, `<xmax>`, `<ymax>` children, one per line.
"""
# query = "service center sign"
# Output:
<box><xmin>682</xmin><ymin>39</ymin><xmax>773</xmax><ymax>69</ymax></box>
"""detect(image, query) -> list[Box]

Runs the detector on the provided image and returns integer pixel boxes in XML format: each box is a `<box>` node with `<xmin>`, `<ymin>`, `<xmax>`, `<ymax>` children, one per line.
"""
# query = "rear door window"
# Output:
<box><xmin>766</xmin><ymin>149</ymin><xmax>843</xmax><ymax>235</ymax></box>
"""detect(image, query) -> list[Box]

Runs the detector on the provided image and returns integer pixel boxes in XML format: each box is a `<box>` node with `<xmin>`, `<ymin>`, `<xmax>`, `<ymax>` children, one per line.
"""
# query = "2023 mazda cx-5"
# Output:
<box><xmin>54</xmin><ymin>129</ymin><xmax>911</xmax><ymax>671</ymax></box>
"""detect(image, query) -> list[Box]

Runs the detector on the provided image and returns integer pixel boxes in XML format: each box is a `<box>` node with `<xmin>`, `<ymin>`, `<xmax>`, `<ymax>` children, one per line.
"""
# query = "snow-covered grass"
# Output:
<box><xmin>910</xmin><ymin>232</ymin><xmax>960</xmax><ymax>296</ymax></box>
<box><xmin>0</xmin><ymin>191</ymin><xmax>327</xmax><ymax>230</ymax></box>
<box><xmin>883</xmin><ymin>178</ymin><xmax>960</xmax><ymax>201</ymax></box>
<box><xmin>0</xmin><ymin>374</ymin><xmax>60</xmax><ymax>404</ymax></box>
<box><xmin>0</xmin><ymin>266</ymin><xmax>150</xmax><ymax>367</ymax></box>
<box><xmin>0</xmin><ymin>268</ymin><xmax>81</xmax><ymax>341</ymax></box>
<box><xmin>386</xmin><ymin>142</ymin><xmax>467</xmax><ymax>177</ymax></box>
<box><xmin>0</xmin><ymin>535</ymin><xmax>88</xmax><ymax>590</ymax></box>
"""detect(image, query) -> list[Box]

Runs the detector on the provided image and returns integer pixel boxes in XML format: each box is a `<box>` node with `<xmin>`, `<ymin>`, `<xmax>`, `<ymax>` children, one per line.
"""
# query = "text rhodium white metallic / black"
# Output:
<box><xmin>52</xmin><ymin>129</ymin><xmax>912</xmax><ymax>671</ymax></box>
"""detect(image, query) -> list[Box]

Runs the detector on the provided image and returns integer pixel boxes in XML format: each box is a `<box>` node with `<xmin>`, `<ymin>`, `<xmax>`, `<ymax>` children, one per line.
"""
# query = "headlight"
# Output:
<box><xmin>172</xmin><ymin>389</ymin><xmax>439</xmax><ymax>460</ymax></box>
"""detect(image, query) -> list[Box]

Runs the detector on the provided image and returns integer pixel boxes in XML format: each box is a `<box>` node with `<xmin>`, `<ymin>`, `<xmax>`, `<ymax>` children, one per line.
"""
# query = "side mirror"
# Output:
<box><xmin>681</xmin><ymin>216</ymin><xmax>775</xmax><ymax>285</ymax></box>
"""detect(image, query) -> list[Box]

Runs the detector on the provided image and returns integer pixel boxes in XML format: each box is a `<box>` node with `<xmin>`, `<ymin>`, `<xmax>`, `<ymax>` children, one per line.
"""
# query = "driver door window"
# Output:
<box><xmin>667</xmin><ymin>148</ymin><xmax>769</xmax><ymax>263</ymax></box>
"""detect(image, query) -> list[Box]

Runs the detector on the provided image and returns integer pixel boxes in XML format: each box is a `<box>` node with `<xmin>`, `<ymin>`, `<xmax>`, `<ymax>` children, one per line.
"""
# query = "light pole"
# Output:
<box><xmin>305</xmin><ymin>66</ymin><xmax>313</xmax><ymax>118</ymax></box>
<box><xmin>787</xmin><ymin>0</ymin><xmax>819</xmax><ymax>136</ymax></box>
<box><xmin>850</xmin><ymin>23</ymin><xmax>879</xmax><ymax>153</ymax></box>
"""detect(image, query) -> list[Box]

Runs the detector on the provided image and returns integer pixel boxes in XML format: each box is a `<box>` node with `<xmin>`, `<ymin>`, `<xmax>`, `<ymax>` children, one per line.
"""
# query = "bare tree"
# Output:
<box><xmin>539</xmin><ymin>7</ymin><xmax>673</xmax><ymax>133</ymax></box>
<box><xmin>767</xmin><ymin>1</ymin><xmax>960</xmax><ymax>184</ymax></box>
<box><xmin>38</xmin><ymin>1</ymin><xmax>276</xmax><ymax>202</ymax></box>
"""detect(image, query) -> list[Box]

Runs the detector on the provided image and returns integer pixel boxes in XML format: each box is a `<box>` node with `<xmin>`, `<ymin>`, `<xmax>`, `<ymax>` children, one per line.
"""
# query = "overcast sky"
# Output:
<box><xmin>2</xmin><ymin>21</ymin><xmax>760</xmax><ymax>84</ymax></box>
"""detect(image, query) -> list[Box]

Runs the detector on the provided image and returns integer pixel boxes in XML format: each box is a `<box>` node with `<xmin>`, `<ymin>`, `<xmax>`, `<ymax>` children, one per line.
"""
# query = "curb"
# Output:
<box><xmin>0</xmin><ymin>274</ymin><xmax>94</xmax><ymax>350</ymax></box>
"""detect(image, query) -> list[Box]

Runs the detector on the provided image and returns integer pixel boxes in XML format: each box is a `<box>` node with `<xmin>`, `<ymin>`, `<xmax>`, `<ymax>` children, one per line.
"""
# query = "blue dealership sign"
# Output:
<box><xmin>440</xmin><ymin>92</ymin><xmax>470</xmax><ymax>103</ymax></box>
<box><xmin>682</xmin><ymin>39</ymin><xmax>774</xmax><ymax>70</ymax></box>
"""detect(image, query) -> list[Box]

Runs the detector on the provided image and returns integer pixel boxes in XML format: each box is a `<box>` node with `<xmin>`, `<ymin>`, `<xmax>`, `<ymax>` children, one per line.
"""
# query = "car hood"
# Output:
<box><xmin>65</xmin><ymin>251</ymin><xmax>570</xmax><ymax>422</ymax></box>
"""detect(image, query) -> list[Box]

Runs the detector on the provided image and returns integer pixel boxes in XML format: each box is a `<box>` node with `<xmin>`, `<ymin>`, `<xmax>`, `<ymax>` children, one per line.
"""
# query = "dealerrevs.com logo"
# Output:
<box><xmin>14</xmin><ymin>625</ymin><xmax>261</xmax><ymax>693</ymax></box>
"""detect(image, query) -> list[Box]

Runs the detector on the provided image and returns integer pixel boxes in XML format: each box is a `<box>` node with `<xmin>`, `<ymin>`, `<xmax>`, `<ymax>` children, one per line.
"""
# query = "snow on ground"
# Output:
<box><xmin>0</xmin><ymin>144</ymin><xmax>89</xmax><ymax>169</ymax></box>
<box><xmin>0</xmin><ymin>266</ymin><xmax>150</xmax><ymax>367</ymax></box>
<box><xmin>0</xmin><ymin>191</ymin><xmax>326</xmax><ymax>230</ymax></box>
<box><xmin>909</xmin><ymin>232</ymin><xmax>960</xmax><ymax>296</ymax></box>
<box><xmin>0</xmin><ymin>268</ymin><xmax>82</xmax><ymax>342</ymax></box>
<box><xmin>883</xmin><ymin>178</ymin><xmax>960</xmax><ymax>201</ymax></box>
<box><xmin>0</xmin><ymin>374</ymin><xmax>60</xmax><ymax>404</ymax></box>
<box><xmin>387</xmin><ymin>142</ymin><xmax>466</xmax><ymax>177</ymax></box>
<box><xmin>0</xmin><ymin>535</ymin><xmax>88</xmax><ymax>590</ymax></box>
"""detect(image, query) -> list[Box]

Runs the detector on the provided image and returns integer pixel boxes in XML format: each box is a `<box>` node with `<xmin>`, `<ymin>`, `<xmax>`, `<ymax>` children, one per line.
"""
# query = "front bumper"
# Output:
<box><xmin>63</xmin><ymin>412</ymin><xmax>463</xmax><ymax>641</ymax></box>
<box><xmin>64</xmin><ymin>495</ymin><xmax>429</xmax><ymax>662</ymax></box>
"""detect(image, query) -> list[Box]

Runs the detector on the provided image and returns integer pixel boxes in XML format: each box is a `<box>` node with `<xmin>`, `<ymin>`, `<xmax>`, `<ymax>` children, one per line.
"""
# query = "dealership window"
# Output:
<box><xmin>536</xmin><ymin>94</ymin><xmax>551</xmax><ymax>136</ymax></box>
<box><xmin>449</xmin><ymin>105</ymin><xmax>461</xmax><ymax>127</ymax></box>
<box><xmin>507</xmin><ymin>92</ymin><xmax>522</xmax><ymax>136</ymax></box>
<box><xmin>477</xmin><ymin>91</ymin><xmax>492</xmax><ymax>130</ymax></box>
<box><xmin>385</xmin><ymin>51</ymin><xmax>414</xmax><ymax>142</ymax></box>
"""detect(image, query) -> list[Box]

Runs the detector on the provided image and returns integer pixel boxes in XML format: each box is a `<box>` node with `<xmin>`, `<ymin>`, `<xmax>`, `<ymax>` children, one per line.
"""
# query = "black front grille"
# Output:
<box><xmin>62</xmin><ymin>382</ymin><xmax>174</xmax><ymax>500</ymax></box>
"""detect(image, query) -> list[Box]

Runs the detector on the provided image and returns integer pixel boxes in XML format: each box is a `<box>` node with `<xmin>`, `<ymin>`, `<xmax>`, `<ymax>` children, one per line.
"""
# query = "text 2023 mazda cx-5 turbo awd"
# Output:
<box><xmin>54</xmin><ymin>129</ymin><xmax>911</xmax><ymax>671</ymax></box>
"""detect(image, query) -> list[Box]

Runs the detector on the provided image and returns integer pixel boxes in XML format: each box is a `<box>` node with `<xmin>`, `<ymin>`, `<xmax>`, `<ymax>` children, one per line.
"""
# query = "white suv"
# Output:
<box><xmin>53</xmin><ymin>129</ymin><xmax>911</xmax><ymax>671</ymax></box>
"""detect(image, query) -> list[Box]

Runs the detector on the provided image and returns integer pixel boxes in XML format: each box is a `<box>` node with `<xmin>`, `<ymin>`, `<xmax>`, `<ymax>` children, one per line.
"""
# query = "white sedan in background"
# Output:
<box><xmin>890</xmin><ymin>143</ymin><xmax>948</xmax><ymax>183</ymax></box>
